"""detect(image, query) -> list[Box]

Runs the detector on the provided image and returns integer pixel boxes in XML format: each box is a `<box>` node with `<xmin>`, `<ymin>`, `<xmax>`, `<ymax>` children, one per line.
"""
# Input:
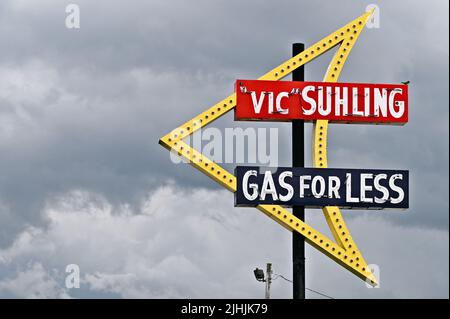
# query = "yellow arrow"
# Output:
<box><xmin>159</xmin><ymin>9</ymin><xmax>378</xmax><ymax>286</ymax></box>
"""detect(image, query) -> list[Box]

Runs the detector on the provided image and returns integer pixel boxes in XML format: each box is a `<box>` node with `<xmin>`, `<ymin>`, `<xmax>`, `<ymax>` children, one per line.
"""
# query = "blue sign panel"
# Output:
<box><xmin>235</xmin><ymin>166</ymin><xmax>409</xmax><ymax>209</ymax></box>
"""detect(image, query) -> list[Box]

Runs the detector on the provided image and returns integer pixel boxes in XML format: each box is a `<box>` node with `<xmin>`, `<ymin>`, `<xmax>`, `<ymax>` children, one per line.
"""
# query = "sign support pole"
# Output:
<box><xmin>265</xmin><ymin>263</ymin><xmax>272</xmax><ymax>299</ymax></box>
<box><xmin>292</xmin><ymin>43</ymin><xmax>305</xmax><ymax>300</ymax></box>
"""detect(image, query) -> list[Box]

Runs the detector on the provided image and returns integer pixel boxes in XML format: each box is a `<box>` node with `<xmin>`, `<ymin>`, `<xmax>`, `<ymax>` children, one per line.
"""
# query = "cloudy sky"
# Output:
<box><xmin>0</xmin><ymin>0</ymin><xmax>448</xmax><ymax>298</ymax></box>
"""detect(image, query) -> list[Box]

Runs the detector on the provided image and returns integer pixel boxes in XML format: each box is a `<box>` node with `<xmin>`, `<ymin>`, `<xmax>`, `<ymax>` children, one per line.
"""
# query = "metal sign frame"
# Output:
<box><xmin>159</xmin><ymin>10</ymin><xmax>378</xmax><ymax>285</ymax></box>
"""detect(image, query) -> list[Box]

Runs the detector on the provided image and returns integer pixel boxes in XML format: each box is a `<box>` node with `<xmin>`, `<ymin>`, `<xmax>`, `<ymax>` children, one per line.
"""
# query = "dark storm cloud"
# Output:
<box><xmin>0</xmin><ymin>0</ymin><xmax>448</xmax><ymax>298</ymax></box>
<box><xmin>0</xmin><ymin>0</ymin><xmax>448</xmax><ymax>243</ymax></box>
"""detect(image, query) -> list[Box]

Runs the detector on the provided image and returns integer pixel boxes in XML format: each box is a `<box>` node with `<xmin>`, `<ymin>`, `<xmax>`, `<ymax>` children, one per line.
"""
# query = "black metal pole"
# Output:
<box><xmin>292</xmin><ymin>43</ymin><xmax>305</xmax><ymax>300</ymax></box>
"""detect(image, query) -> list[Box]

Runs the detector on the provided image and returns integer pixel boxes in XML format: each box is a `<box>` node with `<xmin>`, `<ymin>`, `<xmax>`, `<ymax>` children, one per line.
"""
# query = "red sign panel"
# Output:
<box><xmin>235</xmin><ymin>80</ymin><xmax>408</xmax><ymax>124</ymax></box>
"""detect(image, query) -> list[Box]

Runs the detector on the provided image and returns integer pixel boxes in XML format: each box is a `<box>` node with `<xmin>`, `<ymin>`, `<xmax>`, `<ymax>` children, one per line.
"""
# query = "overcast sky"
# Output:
<box><xmin>0</xmin><ymin>0</ymin><xmax>448</xmax><ymax>298</ymax></box>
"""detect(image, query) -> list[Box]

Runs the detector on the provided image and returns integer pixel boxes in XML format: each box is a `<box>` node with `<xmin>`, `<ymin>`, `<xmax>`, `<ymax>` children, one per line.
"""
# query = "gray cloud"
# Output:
<box><xmin>0</xmin><ymin>0</ymin><xmax>448</xmax><ymax>298</ymax></box>
<box><xmin>0</xmin><ymin>185</ymin><xmax>447</xmax><ymax>298</ymax></box>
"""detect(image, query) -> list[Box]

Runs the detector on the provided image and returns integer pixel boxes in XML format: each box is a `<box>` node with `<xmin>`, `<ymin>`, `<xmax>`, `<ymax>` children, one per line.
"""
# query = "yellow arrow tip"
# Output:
<box><xmin>366</xmin><ymin>7</ymin><xmax>376</xmax><ymax>18</ymax></box>
<box><xmin>366</xmin><ymin>272</ymin><xmax>379</xmax><ymax>287</ymax></box>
